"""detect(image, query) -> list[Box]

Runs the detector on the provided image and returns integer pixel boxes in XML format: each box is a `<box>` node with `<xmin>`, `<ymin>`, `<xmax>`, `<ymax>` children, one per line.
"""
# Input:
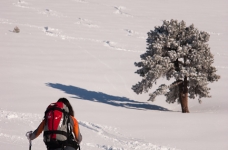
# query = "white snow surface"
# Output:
<box><xmin>1</xmin><ymin>0</ymin><xmax>228</xmax><ymax>150</ymax></box>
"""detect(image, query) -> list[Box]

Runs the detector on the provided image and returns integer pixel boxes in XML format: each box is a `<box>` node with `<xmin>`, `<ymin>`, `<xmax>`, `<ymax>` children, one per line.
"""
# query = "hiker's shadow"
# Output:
<box><xmin>46</xmin><ymin>83</ymin><xmax>169</xmax><ymax>111</ymax></box>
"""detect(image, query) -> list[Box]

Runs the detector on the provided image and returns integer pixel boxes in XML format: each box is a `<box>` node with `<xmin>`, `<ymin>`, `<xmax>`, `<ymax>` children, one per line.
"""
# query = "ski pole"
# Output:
<box><xmin>29</xmin><ymin>139</ymin><xmax>32</xmax><ymax>150</ymax></box>
<box><xmin>26</xmin><ymin>131</ymin><xmax>32</xmax><ymax>150</ymax></box>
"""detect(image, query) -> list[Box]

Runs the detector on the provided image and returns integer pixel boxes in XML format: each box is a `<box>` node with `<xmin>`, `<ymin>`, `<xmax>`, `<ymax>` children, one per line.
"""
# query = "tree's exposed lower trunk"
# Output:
<box><xmin>178</xmin><ymin>77</ymin><xmax>189</xmax><ymax>113</ymax></box>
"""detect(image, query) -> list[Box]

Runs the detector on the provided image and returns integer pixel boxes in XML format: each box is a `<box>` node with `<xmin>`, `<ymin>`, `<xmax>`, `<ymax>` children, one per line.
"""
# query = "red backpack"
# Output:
<box><xmin>43</xmin><ymin>102</ymin><xmax>70</xmax><ymax>148</ymax></box>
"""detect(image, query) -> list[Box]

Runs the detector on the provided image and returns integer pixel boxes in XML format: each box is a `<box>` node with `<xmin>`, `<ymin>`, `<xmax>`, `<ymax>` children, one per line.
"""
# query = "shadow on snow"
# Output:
<box><xmin>46</xmin><ymin>83</ymin><xmax>169</xmax><ymax>111</ymax></box>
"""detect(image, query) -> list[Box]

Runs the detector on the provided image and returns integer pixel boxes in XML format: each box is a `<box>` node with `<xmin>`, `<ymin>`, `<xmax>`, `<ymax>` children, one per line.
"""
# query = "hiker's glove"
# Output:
<box><xmin>26</xmin><ymin>131</ymin><xmax>33</xmax><ymax>140</ymax></box>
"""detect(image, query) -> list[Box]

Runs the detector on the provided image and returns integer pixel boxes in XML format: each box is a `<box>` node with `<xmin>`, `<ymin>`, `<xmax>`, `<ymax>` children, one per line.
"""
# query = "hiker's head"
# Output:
<box><xmin>57</xmin><ymin>98</ymin><xmax>74</xmax><ymax>116</ymax></box>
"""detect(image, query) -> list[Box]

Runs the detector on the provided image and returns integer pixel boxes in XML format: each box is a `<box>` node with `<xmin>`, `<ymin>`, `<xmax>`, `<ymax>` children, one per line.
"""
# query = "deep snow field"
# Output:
<box><xmin>1</xmin><ymin>0</ymin><xmax>228</xmax><ymax>150</ymax></box>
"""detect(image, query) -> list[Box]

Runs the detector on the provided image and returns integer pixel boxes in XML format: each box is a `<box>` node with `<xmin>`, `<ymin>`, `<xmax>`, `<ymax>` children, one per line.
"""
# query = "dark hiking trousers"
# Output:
<box><xmin>48</xmin><ymin>146</ymin><xmax>75</xmax><ymax>150</ymax></box>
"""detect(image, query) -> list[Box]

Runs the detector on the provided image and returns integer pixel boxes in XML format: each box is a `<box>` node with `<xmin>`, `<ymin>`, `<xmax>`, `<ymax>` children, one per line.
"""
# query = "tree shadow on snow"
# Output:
<box><xmin>46</xmin><ymin>83</ymin><xmax>170</xmax><ymax>111</ymax></box>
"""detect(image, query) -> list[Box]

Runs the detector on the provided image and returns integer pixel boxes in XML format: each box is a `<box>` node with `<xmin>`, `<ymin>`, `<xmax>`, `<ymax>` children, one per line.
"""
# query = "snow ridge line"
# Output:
<box><xmin>103</xmin><ymin>41</ymin><xmax>144</xmax><ymax>53</ymax></box>
<box><xmin>0</xmin><ymin>18</ymin><xmax>143</xmax><ymax>53</ymax></box>
<box><xmin>0</xmin><ymin>109</ymin><xmax>179</xmax><ymax>150</ymax></box>
<box><xmin>124</xmin><ymin>29</ymin><xmax>147</xmax><ymax>39</ymax></box>
<box><xmin>215</xmin><ymin>66</ymin><xmax>228</xmax><ymax>69</ymax></box>
<box><xmin>75</xmin><ymin>18</ymin><xmax>99</xmax><ymax>28</ymax></box>
<box><xmin>0</xmin><ymin>133</ymin><xmax>26</xmax><ymax>143</ymax></box>
<box><xmin>114</xmin><ymin>6</ymin><xmax>133</xmax><ymax>17</ymax></box>
<box><xmin>216</xmin><ymin>52</ymin><xmax>228</xmax><ymax>57</ymax></box>
<box><xmin>72</xmin><ymin>0</ymin><xmax>87</xmax><ymax>3</ymax></box>
<box><xmin>0</xmin><ymin>109</ymin><xmax>43</xmax><ymax>121</ymax></box>
<box><xmin>13</xmin><ymin>1</ymin><xmax>68</xmax><ymax>17</ymax></box>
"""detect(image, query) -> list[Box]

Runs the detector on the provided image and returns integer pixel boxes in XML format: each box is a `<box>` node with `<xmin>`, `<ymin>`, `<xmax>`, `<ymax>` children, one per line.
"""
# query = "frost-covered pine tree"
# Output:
<box><xmin>132</xmin><ymin>19</ymin><xmax>220</xmax><ymax>113</ymax></box>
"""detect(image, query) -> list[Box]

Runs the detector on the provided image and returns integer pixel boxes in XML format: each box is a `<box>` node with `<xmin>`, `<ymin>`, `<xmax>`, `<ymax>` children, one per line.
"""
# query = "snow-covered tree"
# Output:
<box><xmin>132</xmin><ymin>20</ymin><xmax>220</xmax><ymax>113</ymax></box>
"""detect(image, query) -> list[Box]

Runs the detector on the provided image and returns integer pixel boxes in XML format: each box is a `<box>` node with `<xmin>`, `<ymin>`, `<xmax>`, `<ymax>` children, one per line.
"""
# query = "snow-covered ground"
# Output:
<box><xmin>1</xmin><ymin>0</ymin><xmax>228</xmax><ymax>150</ymax></box>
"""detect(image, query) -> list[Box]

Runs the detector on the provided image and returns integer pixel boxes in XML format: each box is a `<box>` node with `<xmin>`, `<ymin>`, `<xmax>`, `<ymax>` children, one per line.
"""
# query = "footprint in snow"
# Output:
<box><xmin>72</xmin><ymin>0</ymin><xmax>87</xmax><ymax>3</ymax></box>
<box><xmin>18</xmin><ymin>0</ymin><xmax>28</xmax><ymax>5</ymax></box>
<box><xmin>114</xmin><ymin>6</ymin><xmax>133</xmax><ymax>17</ymax></box>
<box><xmin>75</xmin><ymin>18</ymin><xmax>99</xmax><ymax>28</ymax></box>
<box><xmin>125</xmin><ymin>29</ymin><xmax>140</xmax><ymax>36</ymax></box>
<box><xmin>103</xmin><ymin>41</ymin><xmax>117</xmax><ymax>48</ymax></box>
<box><xmin>124</xmin><ymin>29</ymin><xmax>147</xmax><ymax>39</ymax></box>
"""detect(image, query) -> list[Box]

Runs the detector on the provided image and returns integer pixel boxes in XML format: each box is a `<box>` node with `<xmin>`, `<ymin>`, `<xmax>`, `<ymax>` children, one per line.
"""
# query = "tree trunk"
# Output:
<box><xmin>178</xmin><ymin>77</ymin><xmax>189</xmax><ymax>113</ymax></box>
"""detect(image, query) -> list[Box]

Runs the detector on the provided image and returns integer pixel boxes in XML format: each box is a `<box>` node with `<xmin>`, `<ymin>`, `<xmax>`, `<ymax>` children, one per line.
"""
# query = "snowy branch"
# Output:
<box><xmin>148</xmin><ymin>80</ymin><xmax>183</xmax><ymax>102</ymax></box>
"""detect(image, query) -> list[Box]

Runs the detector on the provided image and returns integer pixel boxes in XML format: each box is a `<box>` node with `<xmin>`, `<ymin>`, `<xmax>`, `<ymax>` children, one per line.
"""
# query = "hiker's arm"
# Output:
<box><xmin>71</xmin><ymin>116</ymin><xmax>82</xmax><ymax>144</ymax></box>
<box><xmin>29</xmin><ymin>119</ymin><xmax>45</xmax><ymax>140</ymax></box>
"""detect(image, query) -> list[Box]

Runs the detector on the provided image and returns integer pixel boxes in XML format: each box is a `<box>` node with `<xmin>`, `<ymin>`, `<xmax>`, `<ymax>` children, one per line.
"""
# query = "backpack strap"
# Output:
<box><xmin>45</xmin><ymin>140</ymin><xmax>67</xmax><ymax>150</ymax></box>
<box><xmin>44</xmin><ymin>130</ymin><xmax>68</xmax><ymax>137</ymax></box>
<box><xmin>65</xmin><ymin>117</ymin><xmax>80</xmax><ymax>150</ymax></box>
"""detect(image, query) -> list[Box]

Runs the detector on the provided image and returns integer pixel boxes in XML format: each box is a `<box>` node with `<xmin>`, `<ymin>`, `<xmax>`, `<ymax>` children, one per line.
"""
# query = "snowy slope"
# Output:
<box><xmin>0</xmin><ymin>0</ymin><xmax>228</xmax><ymax>150</ymax></box>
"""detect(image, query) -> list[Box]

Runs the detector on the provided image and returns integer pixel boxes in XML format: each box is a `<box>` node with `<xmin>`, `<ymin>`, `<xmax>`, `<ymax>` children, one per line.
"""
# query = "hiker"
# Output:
<box><xmin>27</xmin><ymin>98</ymin><xmax>82</xmax><ymax>150</ymax></box>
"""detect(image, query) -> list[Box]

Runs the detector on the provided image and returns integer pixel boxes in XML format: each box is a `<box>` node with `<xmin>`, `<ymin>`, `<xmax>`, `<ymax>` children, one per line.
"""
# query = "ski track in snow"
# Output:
<box><xmin>79</xmin><ymin>121</ymin><xmax>178</xmax><ymax>150</ymax></box>
<box><xmin>0</xmin><ymin>109</ymin><xmax>179</xmax><ymax>150</ymax></box>
<box><xmin>0</xmin><ymin>18</ymin><xmax>143</xmax><ymax>53</ymax></box>
<box><xmin>13</xmin><ymin>1</ymin><xmax>68</xmax><ymax>17</ymax></box>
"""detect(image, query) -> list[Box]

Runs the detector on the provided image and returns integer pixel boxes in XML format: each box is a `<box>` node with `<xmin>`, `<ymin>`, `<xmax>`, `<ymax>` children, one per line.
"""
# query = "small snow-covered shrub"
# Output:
<box><xmin>13</xmin><ymin>26</ymin><xmax>20</xmax><ymax>33</ymax></box>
